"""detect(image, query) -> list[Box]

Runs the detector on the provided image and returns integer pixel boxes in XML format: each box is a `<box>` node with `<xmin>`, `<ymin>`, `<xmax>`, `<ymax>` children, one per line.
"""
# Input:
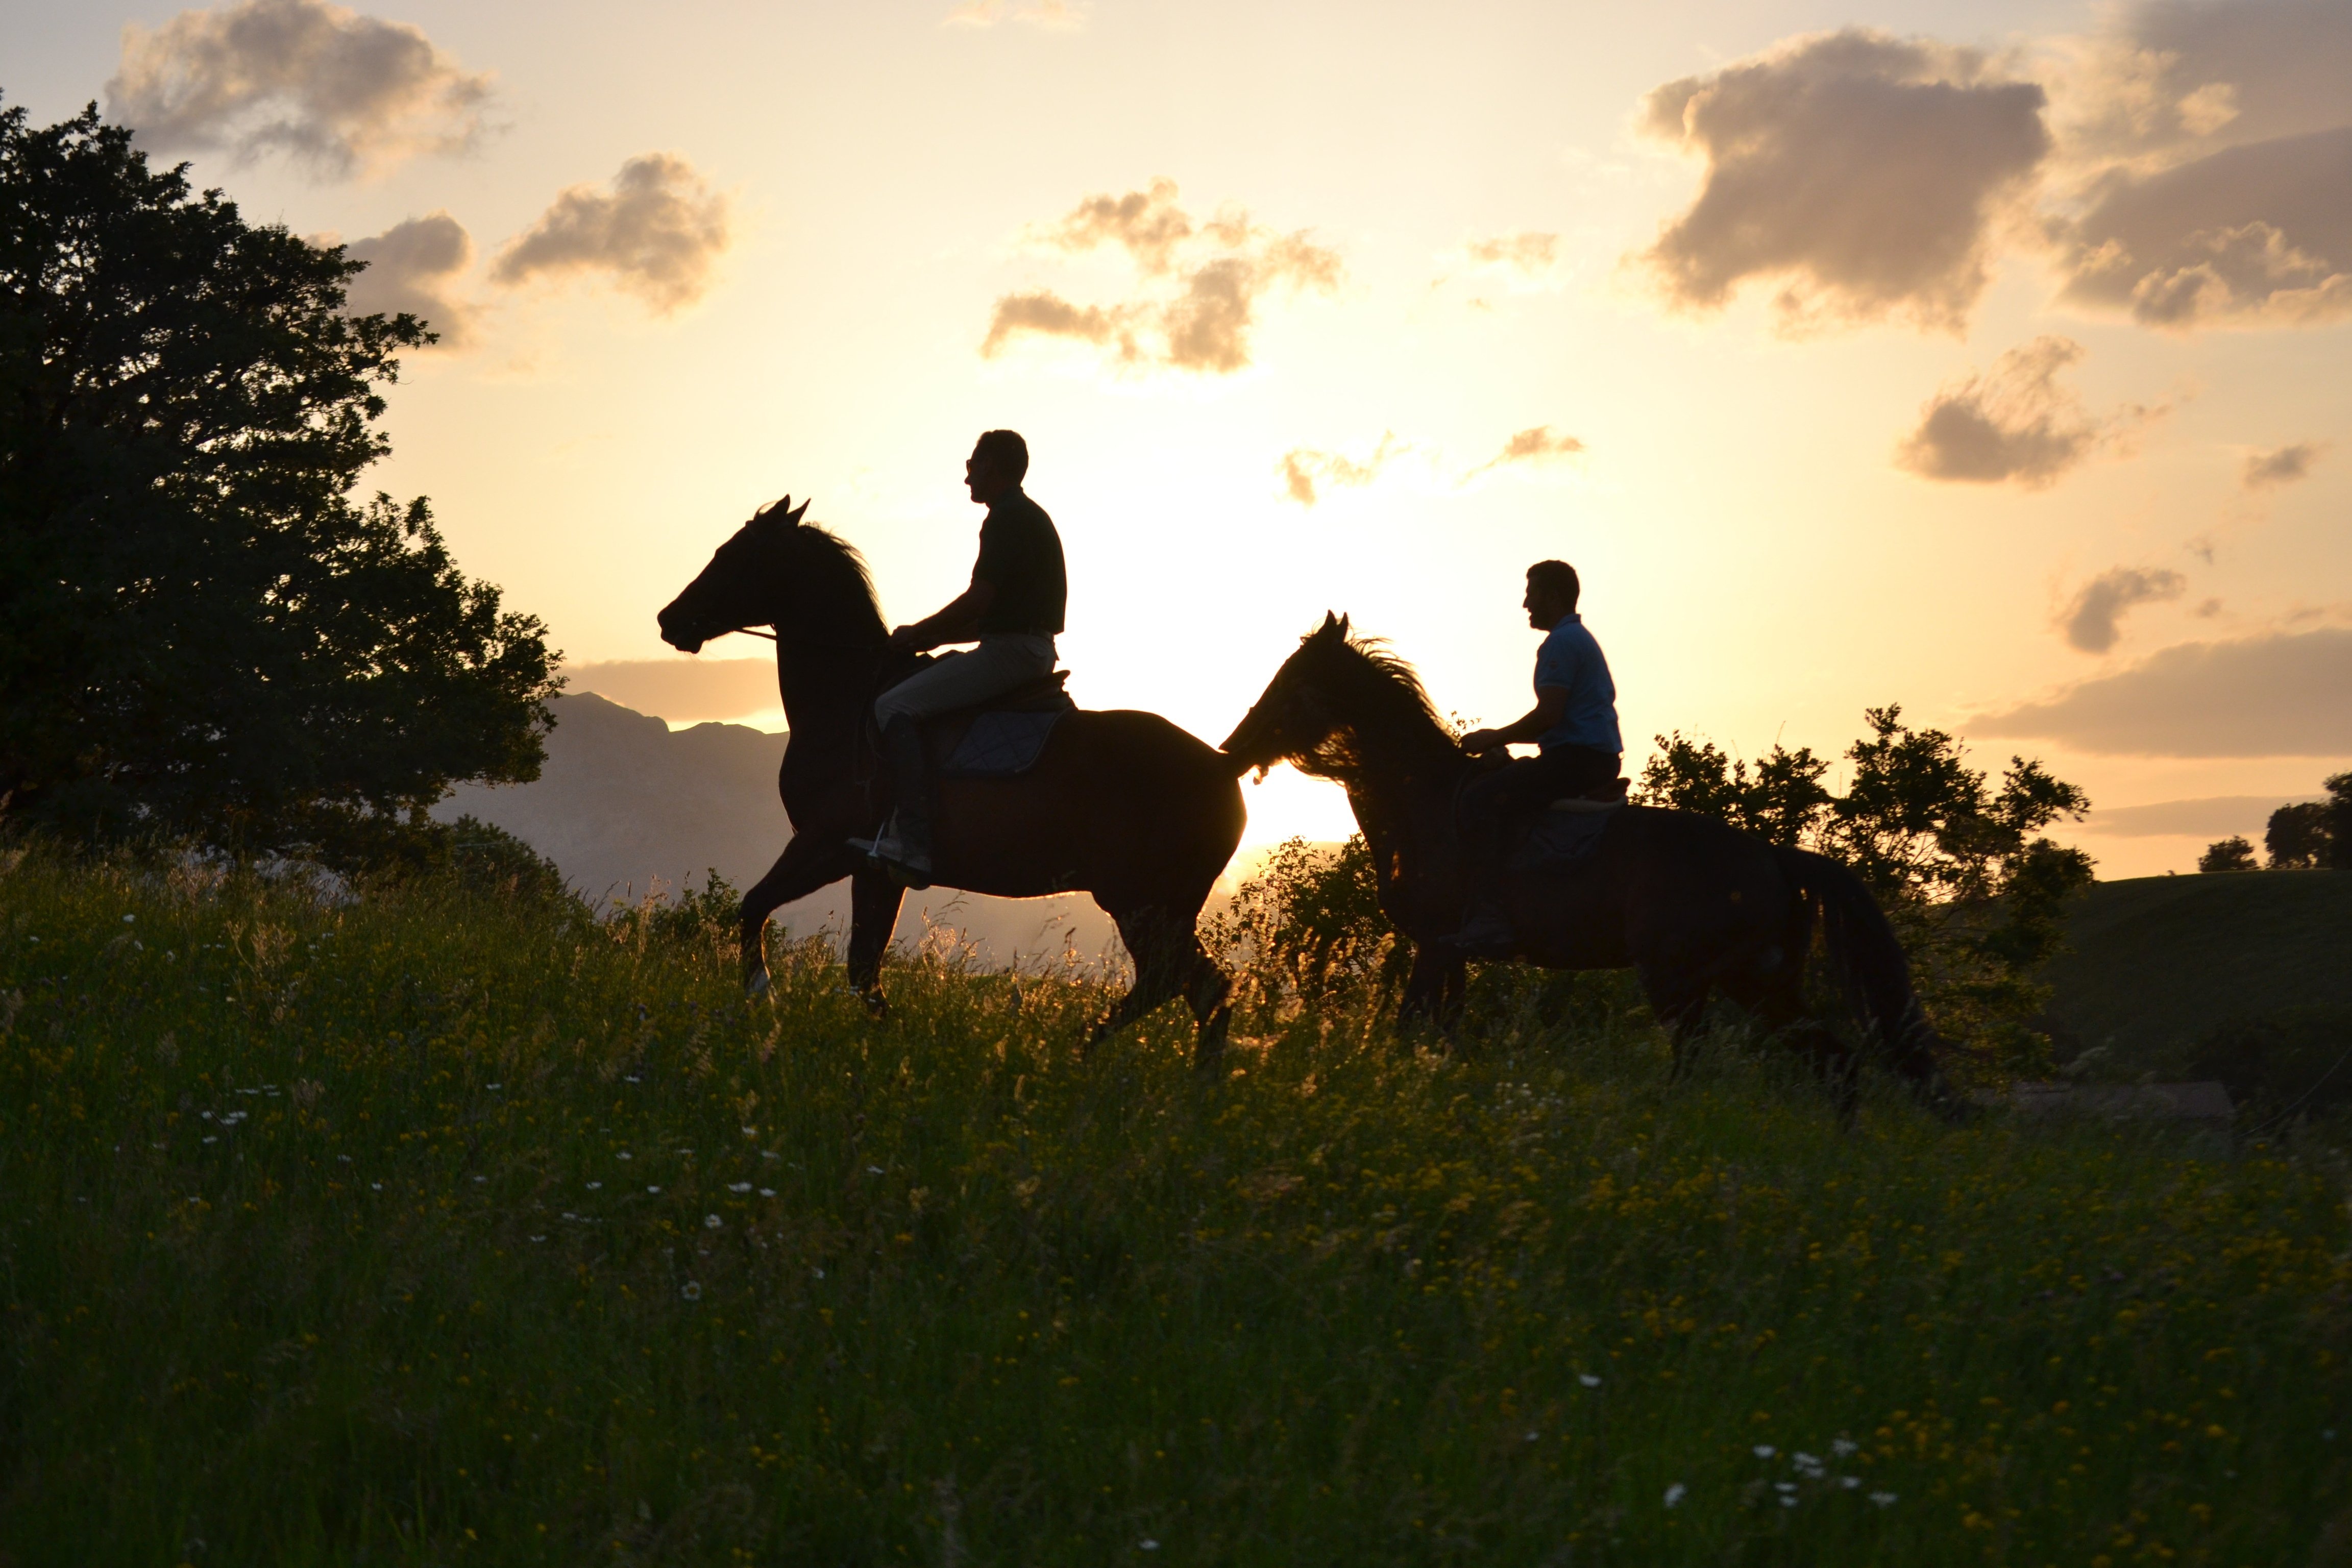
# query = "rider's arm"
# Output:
<box><xmin>1460</xmin><ymin>687</ymin><xmax>1567</xmax><ymax>754</ymax></box>
<box><xmin>890</xmin><ymin>580</ymin><xmax>998</xmax><ymax>652</ymax></box>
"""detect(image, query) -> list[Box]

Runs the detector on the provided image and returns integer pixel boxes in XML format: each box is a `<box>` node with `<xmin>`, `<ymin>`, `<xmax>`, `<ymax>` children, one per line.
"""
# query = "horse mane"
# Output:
<box><xmin>1293</xmin><ymin>625</ymin><xmax>1464</xmax><ymax>779</ymax></box>
<box><xmin>790</xmin><ymin>522</ymin><xmax>887</xmax><ymax>643</ymax></box>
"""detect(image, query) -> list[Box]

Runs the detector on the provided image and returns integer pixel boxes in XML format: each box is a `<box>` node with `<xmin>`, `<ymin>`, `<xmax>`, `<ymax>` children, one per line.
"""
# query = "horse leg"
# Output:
<box><xmin>1182</xmin><ymin>942</ymin><xmax>1235</xmax><ymax>1075</ymax></box>
<box><xmin>740</xmin><ymin>836</ymin><xmax>857</xmax><ymax>997</ymax></box>
<box><xmin>1398</xmin><ymin>945</ymin><xmax>1468</xmax><ymax>1049</ymax></box>
<box><xmin>1639</xmin><ymin>963</ymin><xmax>1711</xmax><ymax>1083</ymax></box>
<box><xmin>1084</xmin><ymin>905</ymin><xmax>1190</xmax><ymax>1061</ymax></box>
<box><xmin>847</xmin><ymin>870</ymin><xmax>906</xmax><ymax>1018</ymax></box>
<box><xmin>1723</xmin><ymin>967</ymin><xmax>1860</xmax><ymax>1129</ymax></box>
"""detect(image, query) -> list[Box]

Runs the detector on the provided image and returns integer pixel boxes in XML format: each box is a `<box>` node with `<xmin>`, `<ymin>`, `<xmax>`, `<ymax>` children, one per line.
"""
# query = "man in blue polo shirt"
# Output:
<box><xmin>1444</xmin><ymin>558</ymin><xmax>1623</xmax><ymax>953</ymax></box>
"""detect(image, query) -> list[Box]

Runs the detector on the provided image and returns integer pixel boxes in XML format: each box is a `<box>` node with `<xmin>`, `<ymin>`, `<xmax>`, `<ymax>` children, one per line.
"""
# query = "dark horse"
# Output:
<box><xmin>656</xmin><ymin>497</ymin><xmax>1244</xmax><ymax>1066</ymax></box>
<box><xmin>1219</xmin><ymin>615</ymin><xmax>1961</xmax><ymax>1119</ymax></box>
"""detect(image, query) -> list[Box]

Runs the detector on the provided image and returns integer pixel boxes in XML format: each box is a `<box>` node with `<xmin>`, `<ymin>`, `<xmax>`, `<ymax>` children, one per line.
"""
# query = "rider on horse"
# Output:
<box><xmin>853</xmin><ymin>429</ymin><xmax>1067</xmax><ymax>887</ymax></box>
<box><xmin>1444</xmin><ymin>558</ymin><xmax>1623</xmax><ymax>954</ymax></box>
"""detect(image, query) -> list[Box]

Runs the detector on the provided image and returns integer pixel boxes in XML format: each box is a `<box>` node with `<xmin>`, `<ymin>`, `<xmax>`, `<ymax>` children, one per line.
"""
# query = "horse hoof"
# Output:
<box><xmin>861</xmin><ymin>990</ymin><xmax>889</xmax><ymax>1020</ymax></box>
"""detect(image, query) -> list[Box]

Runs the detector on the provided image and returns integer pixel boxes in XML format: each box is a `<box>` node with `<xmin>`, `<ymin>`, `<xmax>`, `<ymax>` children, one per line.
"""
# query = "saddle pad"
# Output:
<box><xmin>942</xmin><ymin>708</ymin><xmax>1066</xmax><ymax>777</ymax></box>
<box><xmin>1512</xmin><ymin>802</ymin><xmax>1620</xmax><ymax>871</ymax></box>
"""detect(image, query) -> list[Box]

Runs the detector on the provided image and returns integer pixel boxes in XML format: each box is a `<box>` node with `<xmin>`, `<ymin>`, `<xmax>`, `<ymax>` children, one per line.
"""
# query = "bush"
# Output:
<box><xmin>2201</xmin><ymin>836</ymin><xmax>2260</xmax><ymax>873</ymax></box>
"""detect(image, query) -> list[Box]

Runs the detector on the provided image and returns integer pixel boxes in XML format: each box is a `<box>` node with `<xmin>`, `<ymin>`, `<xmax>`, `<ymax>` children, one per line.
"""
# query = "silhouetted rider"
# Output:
<box><xmin>1443</xmin><ymin>559</ymin><xmax>1622</xmax><ymax>954</ymax></box>
<box><xmin>853</xmin><ymin>429</ymin><xmax>1067</xmax><ymax>887</ymax></box>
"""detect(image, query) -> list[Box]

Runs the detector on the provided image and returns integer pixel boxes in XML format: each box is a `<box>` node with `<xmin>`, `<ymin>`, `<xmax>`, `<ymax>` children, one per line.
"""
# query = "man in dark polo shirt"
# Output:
<box><xmin>854</xmin><ymin>429</ymin><xmax>1067</xmax><ymax>886</ymax></box>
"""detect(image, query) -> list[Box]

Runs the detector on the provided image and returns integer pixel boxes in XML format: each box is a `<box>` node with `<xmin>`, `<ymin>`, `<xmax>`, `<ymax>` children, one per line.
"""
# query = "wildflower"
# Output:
<box><xmin>529</xmin><ymin>1234</ymin><xmax>546</xmax><ymax>1242</ymax></box>
<box><xmin>758</xmin><ymin>1188</ymin><xmax>775</xmax><ymax>1197</ymax></box>
<box><xmin>1140</xmin><ymin>1541</ymin><xmax>1160</xmax><ymax>1552</ymax></box>
<box><xmin>122</xmin><ymin>914</ymin><xmax>135</xmax><ymax>923</ymax></box>
<box><xmin>647</xmin><ymin>1185</ymin><xmax>662</xmax><ymax>1194</ymax></box>
<box><xmin>681</xmin><ymin>1281</ymin><xmax>702</xmax><ymax>1301</ymax></box>
<box><xmin>1753</xmin><ymin>1446</ymin><xmax>1776</xmax><ymax>1459</ymax></box>
<box><xmin>337</xmin><ymin>1155</ymin><xmax>351</xmax><ymax>1163</ymax></box>
<box><xmin>811</xmin><ymin>1267</ymin><xmax>825</xmax><ymax>1279</ymax></box>
<box><xmin>1524</xmin><ymin>1430</ymin><xmax>1539</xmax><ymax>1442</ymax></box>
<box><xmin>742</xmin><ymin>1125</ymin><xmax>757</xmax><ymax>1136</ymax></box>
<box><xmin>1775</xmin><ymin>1482</ymin><xmax>1797</xmax><ymax>1493</ymax></box>
<box><xmin>1663</xmin><ymin>1483</ymin><xmax>1686</xmax><ymax>1508</ymax></box>
<box><xmin>473</xmin><ymin>1176</ymin><xmax>487</xmax><ymax>1185</ymax></box>
<box><xmin>1579</xmin><ymin>1374</ymin><xmax>1602</xmax><ymax>1388</ymax></box>
<box><xmin>1869</xmin><ymin>1492</ymin><xmax>1898</xmax><ymax>1507</ymax></box>
<box><xmin>868</xmin><ymin>1165</ymin><xmax>885</xmax><ymax>1174</ymax></box>
<box><xmin>1794</xmin><ymin>1452</ymin><xmax>1821</xmax><ymax>1471</ymax></box>
<box><xmin>728</xmin><ymin>1182</ymin><xmax>752</xmax><ymax>1193</ymax></box>
<box><xmin>203</xmin><ymin>1136</ymin><xmax>217</xmax><ymax>1144</ymax></box>
<box><xmin>370</xmin><ymin>1183</ymin><xmax>382</xmax><ymax>1191</ymax></box>
<box><xmin>617</xmin><ymin>1153</ymin><xmax>632</xmax><ymax>1162</ymax></box>
<box><xmin>486</xmin><ymin>1083</ymin><xmax>503</xmax><ymax>1091</ymax></box>
<box><xmin>704</xmin><ymin>1214</ymin><xmax>723</xmax><ymax>1230</ymax></box>
<box><xmin>762</xmin><ymin>1150</ymin><xmax>780</xmax><ymax>1161</ymax></box>
<box><xmin>587</xmin><ymin>1182</ymin><xmax>603</xmax><ymax>1191</ymax></box>
<box><xmin>1831</xmin><ymin>1438</ymin><xmax>1858</xmax><ymax>1457</ymax></box>
<box><xmin>1780</xmin><ymin>1495</ymin><xmax>1798</xmax><ymax>1508</ymax></box>
<box><xmin>1840</xmin><ymin>1477</ymin><xmax>1860</xmax><ymax>1489</ymax></box>
<box><xmin>623</xmin><ymin>1074</ymin><xmax>641</xmax><ymax>1083</ymax></box>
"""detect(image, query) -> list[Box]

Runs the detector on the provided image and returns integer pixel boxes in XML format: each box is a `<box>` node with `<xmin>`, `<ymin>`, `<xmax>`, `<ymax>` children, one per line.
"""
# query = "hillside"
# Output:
<box><xmin>2041</xmin><ymin>871</ymin><xmax>2352</xmax><ymax>1068</ymax></box>
<box><xmin>435</xmin><ymin>692</ymin><xmax>1121</xmax><ymax>964</ymax></box>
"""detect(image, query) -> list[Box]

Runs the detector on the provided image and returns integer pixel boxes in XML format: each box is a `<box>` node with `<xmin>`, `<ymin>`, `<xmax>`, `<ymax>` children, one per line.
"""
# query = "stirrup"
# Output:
<box><xmin>849</xmin><ymin>828</ymin><xmax>932</xmax><ymax>890</ymax></box>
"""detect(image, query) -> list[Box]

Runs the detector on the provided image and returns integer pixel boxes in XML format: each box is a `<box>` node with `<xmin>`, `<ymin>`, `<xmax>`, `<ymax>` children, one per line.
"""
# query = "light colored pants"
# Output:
<box><xmin>873</xmin><ymin>634</ymin><xmax>1056</xmax><ymax>727</ymax></box>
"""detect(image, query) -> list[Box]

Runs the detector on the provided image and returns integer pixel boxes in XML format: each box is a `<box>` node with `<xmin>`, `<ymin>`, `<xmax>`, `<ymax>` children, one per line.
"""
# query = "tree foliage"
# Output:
<box><xmin>2200</xmin><ymin>836</ymin><xmax>2260</xmax><ymax>874</ymax></box>
<box><xmin>0</xmin><ymin>101</ymin><xmax>555</xmax><ymax>856</ymax></box>
<box><xmin>1641</xmin><ymin>705</ymin><xmax>2094</xmax><ymax>1065</ymax></box>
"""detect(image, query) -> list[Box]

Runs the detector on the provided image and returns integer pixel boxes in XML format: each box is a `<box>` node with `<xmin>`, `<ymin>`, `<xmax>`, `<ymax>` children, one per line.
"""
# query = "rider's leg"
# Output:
<box><xmin>859</xmin><ymin>634</ymin><xmax>1057</xmax><ymax>883</ymax></box>
<box><xmin>1443</xmin><ymin>746</ymin><xmax>1620</xmax><ymax>954</ymax></box>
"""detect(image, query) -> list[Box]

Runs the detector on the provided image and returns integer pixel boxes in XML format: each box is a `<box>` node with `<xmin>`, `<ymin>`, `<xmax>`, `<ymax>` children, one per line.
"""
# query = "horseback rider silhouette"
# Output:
<box><xmin>1443</xmin><ymin>559</ymin><xmax>1623</xmax><ymax>954</ymax></box>
<box><xmin>851</xmin><ymin>429</ymin><xmax>1067</xmax><ymax>887</ymax></box>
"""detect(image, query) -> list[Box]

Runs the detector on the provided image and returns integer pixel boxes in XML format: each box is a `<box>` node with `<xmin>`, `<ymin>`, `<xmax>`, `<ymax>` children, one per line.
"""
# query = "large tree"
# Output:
<box><xmin>0</xmin><ymin>102</ymin><xmax>555</xmax><ymax>853</ymax></box>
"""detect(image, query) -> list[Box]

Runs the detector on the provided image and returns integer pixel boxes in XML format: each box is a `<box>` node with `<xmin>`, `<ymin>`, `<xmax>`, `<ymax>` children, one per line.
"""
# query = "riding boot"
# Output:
<box><xmin>1441</xmin><ymin>814</ymin><xmax>1518</xmax><ymax>958</ymax></box>
<box><xmin>857</xmin><ymin>715</ymin><xmax>935</xmax><ymax>889</ymax></box>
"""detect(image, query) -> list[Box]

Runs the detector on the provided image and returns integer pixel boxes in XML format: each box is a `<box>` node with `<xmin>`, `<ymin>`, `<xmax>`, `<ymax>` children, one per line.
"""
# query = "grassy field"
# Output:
<box><xmin>2043</xmin><ymin>872</ymin><xmax>2352</xmax><ymax>1072</ymax></box>
<box><xmin>3</xmin><ymin>847</ymin><xmax>2349</xmax><ymax>1565</ymax></box>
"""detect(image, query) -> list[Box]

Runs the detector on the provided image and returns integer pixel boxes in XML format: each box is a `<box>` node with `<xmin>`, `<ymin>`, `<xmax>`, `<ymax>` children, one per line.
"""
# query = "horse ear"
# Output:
<box><xmin>788</xmin><ymin>498</ymin><xmax>812</xmax><ymax>526</ymax></box>
<box><xmin>1319</xmin><ymin>610</ymin><xmax>1341</xmax><ymax>633</ymax></box>
<box><xmin>1338</xmin><ymin>613</ymin><xmax>1352</xmax><ymax>635</ymax></box>
<box><xmin>752</xmin><ymin>495</ymin><xmax>793</xmax><ymax>531</ymax></box>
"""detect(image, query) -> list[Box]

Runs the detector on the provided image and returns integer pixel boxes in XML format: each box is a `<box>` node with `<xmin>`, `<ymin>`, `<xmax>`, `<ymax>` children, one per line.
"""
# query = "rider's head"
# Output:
<box><xmin>1524</xmin><ymin>559</ymin><xmax>1579</xmax><ymax>628</ymax></box>
<box><xmin>966</xmin><ymin>429</ymin><xmax>1030</xmax><ymax>505</ymax></box>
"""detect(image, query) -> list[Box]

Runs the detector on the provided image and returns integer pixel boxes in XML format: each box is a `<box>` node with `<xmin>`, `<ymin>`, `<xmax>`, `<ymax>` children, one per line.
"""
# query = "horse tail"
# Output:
<box><xmin>1772</xmin><ymin>846</ymin><xmax>1959</xmax><ymax>1102</ymax></box>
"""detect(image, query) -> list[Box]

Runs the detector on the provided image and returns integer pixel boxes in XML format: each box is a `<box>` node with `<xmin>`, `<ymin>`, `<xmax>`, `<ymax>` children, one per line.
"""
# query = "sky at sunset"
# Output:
<box><xmin>6</xmin><ymin>0</ymin><xmax>2347</xmax><ymax>875</ymax></box>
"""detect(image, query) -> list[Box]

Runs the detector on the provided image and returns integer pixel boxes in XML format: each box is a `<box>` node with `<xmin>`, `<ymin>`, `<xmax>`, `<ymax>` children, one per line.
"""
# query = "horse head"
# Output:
<box><xmin>1219</xmin><ymin>611</ymin><xmax>1354</xmax><ymax>778</ymax></box>
<box><xmin>656</xmin><ymin>495</ymin><xmax>812</xmax><ymax>653</ymax></box>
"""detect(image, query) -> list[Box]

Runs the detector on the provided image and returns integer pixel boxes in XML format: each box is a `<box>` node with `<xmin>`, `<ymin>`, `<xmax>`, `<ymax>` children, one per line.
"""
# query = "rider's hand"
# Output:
<box><xmin>1460</xmin><ymin>727</ymin><xmax>1504</xmax><ymax>755</ymax></box>
<box><xmin>887</xmin><ymin>624</ymin><xmax>926</xmax><ymax>653</ymax></box>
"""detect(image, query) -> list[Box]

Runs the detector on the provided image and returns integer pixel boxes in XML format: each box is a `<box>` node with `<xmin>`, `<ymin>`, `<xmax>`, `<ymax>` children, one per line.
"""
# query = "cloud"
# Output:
<box><xmin>2079</xmin><ymin>794</ymin><xmax>2324</xmax><ymax>838</ymax></box>
<box><xmin>1464</xmin><ymin>425</ymin><xmax>1586</xmax><ymax>479</ymax></box>
<box><xmin>1278</xmin><ymin>434</ymin><xmax>1408</xmax><ymax>506</ymax></box>
<box><xmin>2244</xmin><ymin>440</ymin><xmax>2328</xmax><ymax>488</ymax></box>
<box><xmin>2054</xmin><ymin>0</ymin><xmax>2352</xmax><ymax>160</ymax></box>
<box><xmin>982</xmin><ymin>179</ymin><xmax>1340</xmax><ymax>374</ymax></box>
<box><xmin>945</xmin><ymin>0</ymin><xmax>1084</xmax><ymax>27</ymax></box>
<box><xmin>1635</xmin><ymin>29</ymin><xmax>2050</xmax><ymax>333</ymax></box>
<box><xmin>2057</xmin><ymin>565</ymin><xmax>2187</xmax><ymax>653</ymax></box>
<box><xmin>492</xmin><ymin>154</ymin><xmax>732</xmax><ymax>314</ymax></box>
<box><xmin>1895</xmin><ymin>336</ymin><xmax>2164</xmax><ymax>487</ymax></box>
<box><xmin>106</xmin><ymin>0</ymin><xmax>491</xmax><ymax>178</ymax></box>
<box><xmin>1465</xmin><ymin>233</ymin><xmax>1559</xmax><ymax>274</ymax></box>
<box><xmin>2051</xmin><ymin>126</ymin><xmax>2352</xmax><ymax>328</ymax></box>
<box><xmin>1971</xmin><ymin>627</ymin><xmax>2352</xmax><ymax>755</ymax></box>
<box><xmin>564</xmin><ymin>658</ymin><xmax>776</xmax><ymax>723</ymax></box>
<box><xmin>337</xmin><ymin>212</ymin><xmax>475</xmax><ymax>347</ymax></box>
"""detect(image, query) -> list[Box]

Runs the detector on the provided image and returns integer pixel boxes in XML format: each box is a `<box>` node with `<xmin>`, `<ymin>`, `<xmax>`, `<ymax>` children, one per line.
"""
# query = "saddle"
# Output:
<box><xmin>1515</xmin><ymin>776</ymin><xmax>1629</xmax><ymax>871</ymax></box>
<box><xmin>1547</xmin><ymin>775</ymin><xmax>1631</xmax><ymax>813</ymax></box>
<box><xmin>919</xmin><ymin>668</ymin><xmax>1076</xmax><ymax>778</ymax></box>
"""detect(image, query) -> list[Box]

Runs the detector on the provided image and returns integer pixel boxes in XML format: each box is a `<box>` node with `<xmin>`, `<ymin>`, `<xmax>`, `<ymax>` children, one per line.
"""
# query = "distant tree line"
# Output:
<box><xmin>2199</xmin><ymin>775</ymin><xmax>2352</xmax><ymax>873</ymax></box>
<box><xmin>1</xmin><ymin>101</ymin><xmax>557</xmax><ymax>875</ymax></box>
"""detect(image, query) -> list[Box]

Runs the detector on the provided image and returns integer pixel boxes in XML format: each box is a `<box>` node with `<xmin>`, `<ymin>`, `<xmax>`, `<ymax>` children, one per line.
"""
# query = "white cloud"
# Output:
<box><xmin>491</xmin><ymin>154</ymin><xmax>732</xmax><ymax>315</ymax></box>
<box><xmin>1464</xmin><ymin>426</ymin><xmax>1586</xmax><ymax>480</ymax></box>
<box><xmin>338</xmin><ymin>212</ymin><xmax>475</xmax><ymax>348</ymax></box>
<box><xmin>1278</xmin><ymin>434</ymin><xmax>1409</xmax><ymax>506</ymax></box>
<box><xmin>1972</xmin><ymin>626</ymin><xmax>2352</xmax><ymax>755</ymax></box>
<box><xmin>2243</xmin><ymin>441</ymin><xmax>2329</xmax><ymax>489</ymax></box>
<box><xmin>945</xmin><ymin>0</ymin><xmax>1084</xmax><ymax>28</ymax></box>
<box><xmin>107</xmin><ymin>0</ymin><xmax>491</xmax><ymax>179</ymax></box>
<box><xmin>982</xmin><ymin>179</ymin><xmax>1340</xmax><ymax>374</ymax></box>
<box><xmin>2057</xmin><ymin>566</ymin><xmax>2188</xmax><ymax>653</ymax></box>
<box><xmin>1635</xmin><ymin>29</ymin><xmax>2050</xmax><ymax>333</ymax></box>
<box><xmin>1895</xmin><ymin>336</ymin><xmax>2165</xmax><ymax>487</ymax></box>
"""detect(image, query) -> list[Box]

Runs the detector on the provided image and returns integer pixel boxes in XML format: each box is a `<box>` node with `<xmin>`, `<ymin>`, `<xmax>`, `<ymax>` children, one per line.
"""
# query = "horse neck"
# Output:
<box><xmin>760</xmin><ymin>544</ymin><xmax>890</xmax><ymax>744</ymax></box>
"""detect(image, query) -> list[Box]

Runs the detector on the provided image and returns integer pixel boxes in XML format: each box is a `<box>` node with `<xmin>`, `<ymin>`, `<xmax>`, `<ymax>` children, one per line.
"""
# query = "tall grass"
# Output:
<box><xmin>3</xmin><ymin>844</ymin><xmax>2347</xmax><ymax>1563</ymax></box>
